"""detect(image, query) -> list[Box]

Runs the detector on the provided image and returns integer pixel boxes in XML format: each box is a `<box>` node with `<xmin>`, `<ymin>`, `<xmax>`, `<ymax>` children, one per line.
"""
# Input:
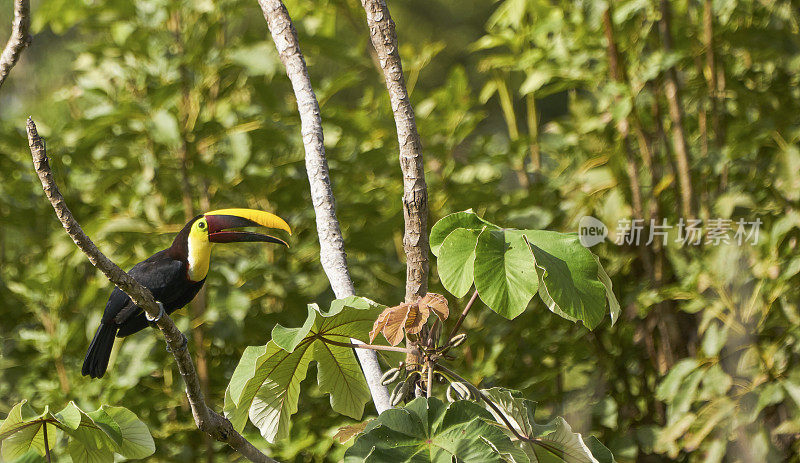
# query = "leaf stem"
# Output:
<box><xmin>320</xmin><ymin>337</ymin><xmax>418</xmax><ymax>354</ymax></box>
<box><xmin>426</xmin><ymin>360</ymin><xmax>433</xmax><ymax>397</ymax></box>
<box><xmin>446</xmin><ymin>289</ymin><xmax>479</xmax><ymax>345</ymax></box>
<box><xmin>43</xmin><ymin>422</ymin><xmax>51</xmax><ymax>463</ymax></box>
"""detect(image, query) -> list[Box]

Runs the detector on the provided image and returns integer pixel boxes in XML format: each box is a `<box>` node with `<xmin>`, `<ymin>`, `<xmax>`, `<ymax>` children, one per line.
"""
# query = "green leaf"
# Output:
<box><xmin>54</xmin><ymin>402</ymin><xmax>82</xmax><ymax>430</ymax></box>
<box><xmin>480</xmin><ymin>388</ymin><xmax>613</xmax><ymax>463</ymax></box>
<box><xmin>656</xmin><ymin>359</ymin><xmax>699</xmax><ymax>402</ymax></box>
<box><xmin>594</xmin><ymin>256</ymin><xmax>621</xmax><ymax>325</ymax></box>
<box><xmin>474</xmin><ymin>230</ymin><xmax>539</xmax><ymax>319</ymax></box>
<box><xmin>87</xmin><ymin>408</ymin><xmax>123</xmax><ymax>448</ymax></box>
<box><xmin>430</xmin><ymin>210</ymin><xmax>499</xmax><ymax>256</ymax></box>
<box><xmin>344</xmin><ymin>397</ymin><xmax>527</xmax><ymax>463</ymax></box>
<box><xmin>271</xmin><ymin>305</ymin><xmax>317</xmax><ymax>352</ymax></box>
<box><xmin>520</xmin><ymin>231</ymin><xmax>608</xmax><ymax>329</ymax></box>
<box><xmin>103</xmin><ymin>406</ymin><xmax>156</xmax><ymax>459</ymax></box>
<box><xmin>225</xmin><ymin>297</ymin><xmax>384</xmax><ymax>443</ymax></box>
<box><xmin>0</xmin><ymin>401</ymin><xmax>54</xmax><ymax>462</ymax></box>
<box><xmin>438</xmin><ymin>228</ymin><xmax>483</xmax><ymax>297</ymax></box>
<box><xmin>68</xmin><ymin>438</ymin><xmax>114</xmax><ymax>463</ymax></box>
<box><xmin>1</xmin><ymin>401</ymin><xmax>153</xmax><ymax>462</ymax></box>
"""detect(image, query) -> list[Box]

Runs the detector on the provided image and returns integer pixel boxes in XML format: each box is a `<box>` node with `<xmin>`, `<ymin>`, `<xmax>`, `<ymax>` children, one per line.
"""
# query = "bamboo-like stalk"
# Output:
<box><xmin>658</xmin><ymin>0</ymin><xmax>695</xmax><ymax>219</ymax></box>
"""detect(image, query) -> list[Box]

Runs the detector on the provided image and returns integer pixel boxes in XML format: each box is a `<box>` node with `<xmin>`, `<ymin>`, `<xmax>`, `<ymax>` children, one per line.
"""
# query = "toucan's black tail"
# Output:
<box><xmin>82</xmin><ymin>323</ymin><xmax>117</xmax><ymax>378</ymax></box>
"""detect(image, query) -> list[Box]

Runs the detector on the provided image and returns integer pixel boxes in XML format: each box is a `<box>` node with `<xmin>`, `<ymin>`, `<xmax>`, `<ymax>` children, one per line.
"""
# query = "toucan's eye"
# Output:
<box><xmin>198</xmin><ymin>221</ymin><xmax>206</xmax><ymax>230</ymax></box>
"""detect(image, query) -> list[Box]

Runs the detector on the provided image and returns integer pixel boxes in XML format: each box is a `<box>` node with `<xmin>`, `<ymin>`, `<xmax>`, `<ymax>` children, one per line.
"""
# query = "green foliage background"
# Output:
<box><xmin>1</xmin><ymin>0</ymin><xmax>799</xmax><ymax>461</ymax></box>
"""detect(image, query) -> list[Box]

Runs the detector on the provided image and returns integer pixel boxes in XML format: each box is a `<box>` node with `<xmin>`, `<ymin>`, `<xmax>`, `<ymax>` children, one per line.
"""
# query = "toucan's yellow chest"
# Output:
<box><xmin>187</xmin><ymin>230</ymin><xmax>212</xmax><ymax>282</ymax></box>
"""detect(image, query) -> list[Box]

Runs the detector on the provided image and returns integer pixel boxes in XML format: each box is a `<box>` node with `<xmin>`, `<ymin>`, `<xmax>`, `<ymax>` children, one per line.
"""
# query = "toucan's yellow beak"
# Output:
<box><xmin>203</xmin><ymin>208</ymin><xmax>291</xmax><ymax>246</ymax></box>
<box><xmin>205</xmin><ymin>208</ymin><xmax>291</xmax><ymax>234</ymax></box>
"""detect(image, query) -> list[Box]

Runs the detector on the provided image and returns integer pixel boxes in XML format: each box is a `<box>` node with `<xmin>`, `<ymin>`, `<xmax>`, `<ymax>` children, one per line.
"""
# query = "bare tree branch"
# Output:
<box><xmin>256</xmin><ymin>0</ymin><xmax>391</xmax><ymax>414</ymax></box>
<box><xmin>360</xmin><ymin>0</ymin><xmax>430</xmax><ymax>302</ymax></box>
<box><xmin>0</xmin><ymin>0</ymin><xmax>31</xmax><ymax>90</ymax></box>
<box><xmin>26</xmin><ymin>118</ymin><xmax>277</xmax><ymax>463</ymax></box>
<box><xmin>658</xmin><ymin>0</ymin><xmax>695</xmax><ymax>219</ymax></box>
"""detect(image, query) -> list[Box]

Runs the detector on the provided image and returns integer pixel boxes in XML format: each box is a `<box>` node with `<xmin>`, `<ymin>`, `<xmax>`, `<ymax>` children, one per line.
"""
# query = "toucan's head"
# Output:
<box><xmin>174</xmin><ymin>208</ymin><xmax>291</xmax><ymax>281</ymax></box>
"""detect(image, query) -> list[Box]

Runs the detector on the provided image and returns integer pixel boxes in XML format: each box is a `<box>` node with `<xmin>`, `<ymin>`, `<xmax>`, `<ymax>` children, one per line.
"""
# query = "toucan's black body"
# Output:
<box><xmin>82</xmin><ymin>210</ymin><xmax>290</xmax><ymax>379</ymax></box>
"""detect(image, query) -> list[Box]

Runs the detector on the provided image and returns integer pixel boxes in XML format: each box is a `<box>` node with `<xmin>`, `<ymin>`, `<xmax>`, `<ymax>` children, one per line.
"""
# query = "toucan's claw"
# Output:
<box><xmin>166</xmin><ymin>333</ymin><xmax>189</xmax><ymax>353</ymax></box>
<box><xmin>147</xmin><ymin>302</ymin><xmax>167</xmax><ymax>323</ymax></box>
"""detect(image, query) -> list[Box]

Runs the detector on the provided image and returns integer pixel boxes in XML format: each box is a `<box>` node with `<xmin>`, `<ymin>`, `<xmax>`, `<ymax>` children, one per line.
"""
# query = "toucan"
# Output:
<box><xmin>82</xmin><ymin>208</ymin><xmax>291</xmax><ymax>378</ymax></box>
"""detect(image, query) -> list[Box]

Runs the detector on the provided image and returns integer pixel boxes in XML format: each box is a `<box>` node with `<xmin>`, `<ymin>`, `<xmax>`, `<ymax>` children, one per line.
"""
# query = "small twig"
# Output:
<box><xmin>0</xmin><ymin>0</ymin><xmax>31</xmax><ymax>90</ymax></box>
<box><xmin>27</xmin><ymin>118</ymin><xmax>277</xmax><ymax>463</ymax></box>
<box><xmin>42</xmin><ymin>422</ymin><xmax>50</xmax><ymax>463</ymax></box>
<box><xmin>320</xmin><ymin>337</ymin><xmax>418</xmax><ymax>355</ymax></box>
<box><xmin>446</xmin><ymin>289</ymin><xmax>479</xmax><ymax>345</ymax></box>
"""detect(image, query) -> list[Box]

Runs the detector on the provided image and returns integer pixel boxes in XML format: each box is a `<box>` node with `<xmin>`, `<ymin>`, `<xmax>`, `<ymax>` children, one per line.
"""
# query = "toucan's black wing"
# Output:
<box><xmin>102</xmin><ymin>250</ymin><xmax>186</xmax><ymax>337</ymax></box>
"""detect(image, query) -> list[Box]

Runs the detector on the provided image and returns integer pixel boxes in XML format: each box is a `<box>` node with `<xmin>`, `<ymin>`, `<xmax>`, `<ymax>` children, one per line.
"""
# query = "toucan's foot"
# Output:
<box><xmin>166</xmin><ymin>333</ymin><xmax>189</xmax><ymax>353</ymax></box>
<box><xmin>146</xmin><ymin>302</ymin><xmax>166</xmax><ymax>323</ymax></box>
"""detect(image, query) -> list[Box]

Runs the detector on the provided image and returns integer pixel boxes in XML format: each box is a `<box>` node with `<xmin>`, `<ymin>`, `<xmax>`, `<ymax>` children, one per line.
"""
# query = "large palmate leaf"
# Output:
<box><xmin>431</xmin><ymin>210</ymin><xmax>618</xmax><ymax>329</ymax></box>
<box><xmin>344</xmin><ymin>397</ymin><xmax>528</xmax><ymax>463</ymax></box>
<box><xmin>224</xmin><ymin>296</ymin><xmax>385</xmax><ymax>443</ymax></box>
<box><xmin>0</xmin><ymin>400</ymin><xmax>154</xmax><ymax>462</ymax></box>
<box><xmin>480</xmin><ymin>388</ymin><xmax>615</xmax><ymax>463</ymax></box>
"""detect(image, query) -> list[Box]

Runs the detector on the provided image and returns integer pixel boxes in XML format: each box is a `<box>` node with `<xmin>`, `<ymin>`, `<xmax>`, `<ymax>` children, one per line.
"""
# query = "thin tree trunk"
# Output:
<box><xmin>0</xmin><ymin>0</ymin><xmax>31</xmax><ymax>89</ymax></box>
<box><xmin>658</xmin><ymin>0</ymin><xmax>695</xmax><ymax>219</ymax></box>
<box><xmin>257</xmin><ymin>0</ymin><xmax>391</xmax><ymax>413</ymax></box>
<box><xmin>359</xmin><ymin>0</ymin><xmax>430</xmax><ymax>302</ymax></box>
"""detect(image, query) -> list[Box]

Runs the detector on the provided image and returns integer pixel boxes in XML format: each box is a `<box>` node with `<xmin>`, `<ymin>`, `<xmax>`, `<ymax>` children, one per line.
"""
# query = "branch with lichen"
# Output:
<box><xmin>26</xmin><ymin>117</ymin><xmax>277</xmax><ymax>463</ymax></box>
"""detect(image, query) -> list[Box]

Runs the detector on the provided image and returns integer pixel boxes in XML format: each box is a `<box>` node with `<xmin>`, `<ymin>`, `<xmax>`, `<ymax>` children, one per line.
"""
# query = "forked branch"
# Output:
<box><xmin>26</xmin><ymin>118</ymin><xmax>276</xmax><ymax>463</ymax></box>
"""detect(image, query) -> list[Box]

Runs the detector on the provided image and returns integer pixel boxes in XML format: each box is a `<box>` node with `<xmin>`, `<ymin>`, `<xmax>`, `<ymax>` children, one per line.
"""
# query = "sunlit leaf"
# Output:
<box><xmin>225</xmin><ymin>297</ymin><xmax>384</xmax><ymax>442</ymax></box>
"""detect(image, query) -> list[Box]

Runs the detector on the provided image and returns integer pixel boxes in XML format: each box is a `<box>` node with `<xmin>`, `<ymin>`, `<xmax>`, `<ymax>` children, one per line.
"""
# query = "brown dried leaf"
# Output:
<box><xmin>333</xmin><ymin>420</ymin><xmax>372</xmax><ymax>443</ymax></box>
<box><xmin>371</xmin><ymin>303</ymin><xmax>413</xmax><ymax>346</ymax></box>
<box><xmin>382</xmin><ymin>304</ymin><xmax>411</xmax><ymax>345</ymax></box>
<box><xmin>420</xmin><ymin>293</ymin><xmax>449</xmax><ymax>321</ymax></box>
<box><xmin>369</xmin><ymin>308</ymin><xmax>392</xmax><ymax>343</ymax></box>
<box><xmin>405</xmin><ymin>302</ymin><xmax>430</xmax><ymax>335</ymax></box>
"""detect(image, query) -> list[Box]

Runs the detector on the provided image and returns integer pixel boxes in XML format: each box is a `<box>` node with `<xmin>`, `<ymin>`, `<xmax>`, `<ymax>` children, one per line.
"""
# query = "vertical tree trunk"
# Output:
<box><xmin>359</xmin><ymin>0</ymin><xmax>430</xmax><ymax>303</ymax></box>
